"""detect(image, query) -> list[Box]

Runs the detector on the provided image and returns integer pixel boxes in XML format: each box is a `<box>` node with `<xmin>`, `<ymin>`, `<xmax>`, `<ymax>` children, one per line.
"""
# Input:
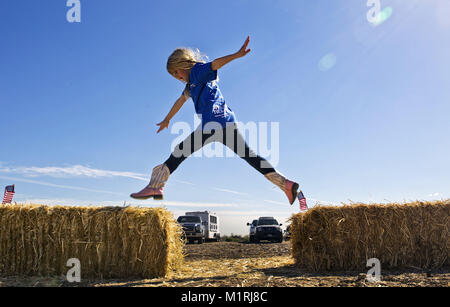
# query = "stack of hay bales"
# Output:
<box><xmin>290</xmin><ymin>200</ymin><xmax>449</xmax><ymax>271</ymax></box>
<box><xmin>0</xmin><ymin>204</ymin><xmax>184</xmax><ymax>279</ymax></box>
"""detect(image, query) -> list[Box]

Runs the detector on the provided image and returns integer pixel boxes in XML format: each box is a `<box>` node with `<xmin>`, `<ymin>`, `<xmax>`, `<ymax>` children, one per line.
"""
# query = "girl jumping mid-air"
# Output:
<box><xmin>131</xmin><ymin>36</ymin><xmax>307</xmax><ymax>209</ymax></box>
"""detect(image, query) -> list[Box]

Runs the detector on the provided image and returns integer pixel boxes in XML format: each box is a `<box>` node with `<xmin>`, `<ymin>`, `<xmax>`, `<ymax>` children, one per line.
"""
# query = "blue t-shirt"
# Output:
<box><xmin>182</xmin><ymin>62</ymin><xmax>236</xmax><ymax>129</ymax></box>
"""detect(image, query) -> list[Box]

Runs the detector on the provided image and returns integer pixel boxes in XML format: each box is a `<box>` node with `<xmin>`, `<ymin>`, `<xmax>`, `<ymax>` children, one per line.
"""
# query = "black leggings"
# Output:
<box><xmin>164</xmin><ymin>124</ymin><xmax>276</xmax><ymax>175</ymax></box>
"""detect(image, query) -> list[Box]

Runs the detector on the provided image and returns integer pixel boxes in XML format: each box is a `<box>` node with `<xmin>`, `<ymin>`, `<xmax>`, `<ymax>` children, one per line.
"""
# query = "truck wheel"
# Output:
<box><xmin>198</xmin><ymin>238</ymin><xmax>203</xmax><ymax>244</ymax></box>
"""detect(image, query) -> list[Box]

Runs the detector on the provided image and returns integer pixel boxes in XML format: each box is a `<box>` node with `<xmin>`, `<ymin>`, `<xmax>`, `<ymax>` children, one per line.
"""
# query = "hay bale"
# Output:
<box><xmin>290</xmin><ymin>200</ymin><xmax>449</xmax><ymax>271</ymax></box>
<box><xmin>0</xmin><ymin>204</ymin><xmax>184</xmax><ymax>279</ymax></box>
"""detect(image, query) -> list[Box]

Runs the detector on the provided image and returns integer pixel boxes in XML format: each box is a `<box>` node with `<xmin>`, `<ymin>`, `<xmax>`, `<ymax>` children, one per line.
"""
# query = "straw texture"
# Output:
<box><xmin>0</xmin><ymin>204</ymin><xmax>184</xmax><ymax>278</ymax></box>
<box><xmin>290</xmin><ymin>200</ymin><xmax>449</xmax><ymax>271</ymax></box>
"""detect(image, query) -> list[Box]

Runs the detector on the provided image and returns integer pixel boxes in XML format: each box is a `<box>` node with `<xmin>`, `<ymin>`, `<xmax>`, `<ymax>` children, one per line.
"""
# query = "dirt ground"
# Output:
<box><xmin>0</xmin><ymin>241</ymin><xmax>448</xmax><ymax>287</ymax></box>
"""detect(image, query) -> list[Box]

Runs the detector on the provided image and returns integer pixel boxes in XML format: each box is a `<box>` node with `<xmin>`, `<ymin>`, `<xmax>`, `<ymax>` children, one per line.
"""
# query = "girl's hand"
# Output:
<box><xmin>211</xmin><ymin>36</ymin><xmax>251</xmax><ymax>70</ymax></box>
<box><xmin>157</xmin><ymin>119</ymin><xmax>170</xmax><ymax>133</ymax></box>
<box><xmin>235</xmin><ymin>36</ymin><xmax>251</xmax><ymax>58</ymax></box>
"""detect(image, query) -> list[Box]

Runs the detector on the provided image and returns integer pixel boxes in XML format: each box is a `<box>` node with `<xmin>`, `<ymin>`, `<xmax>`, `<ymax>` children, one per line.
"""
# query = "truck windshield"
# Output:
<box><xmin>258</xmin><ymin>219</ymin><xmax>279</xmax><ymax>226</ymax></box>
<box><xmin>177</xmin><ymin>216</ymin><xmax>201</xmax><ymax>223</ymax></box>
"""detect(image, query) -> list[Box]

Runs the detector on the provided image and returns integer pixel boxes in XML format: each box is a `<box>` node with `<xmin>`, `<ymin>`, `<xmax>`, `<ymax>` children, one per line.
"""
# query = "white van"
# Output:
<box><xmin>185</xmin><ymin>211</ymin><xmax>220</xmax><ymax>242</ymax></box>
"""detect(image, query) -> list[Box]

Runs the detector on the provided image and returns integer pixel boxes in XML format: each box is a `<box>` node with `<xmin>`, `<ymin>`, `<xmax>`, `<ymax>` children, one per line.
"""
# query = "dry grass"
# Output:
<box><xmin>0</xmin><ymin>242</ymin><xmax>448</xmax><ymax>287</ymax></box>
<box><xmin>0</xmin><ymin>204</ymin><xmax>184</xmax><ymax>279</ymax></box>
<box><xmin>290</xmin><ymin>200</ymin><xmax>450</xmax><ymax>271</ymax></box>
<box><xmin>93</xmin><ymin>256</ymin><xmax>295</xmax><ymax>287</ymax></box>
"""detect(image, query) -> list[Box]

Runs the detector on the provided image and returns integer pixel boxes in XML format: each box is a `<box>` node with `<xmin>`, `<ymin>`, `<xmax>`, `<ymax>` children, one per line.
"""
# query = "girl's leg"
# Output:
<box><xmin>130</xmin><ymin>128</ymin><xmax>216</xmax><ymax>200</ymax></box>
<box><xmin>223</xmin><ymin>125</ymin><xmax>300</xmax><ymax>205</ymax></box>
<box><xmin>223</xmin><ymin>125</ymin><xmax>275</xmax><ymax>175</ymax></box>
<box><xmin>164</xmin><ymin>128</ymin><xmax>217</xmax><ymax>173</ymax></box>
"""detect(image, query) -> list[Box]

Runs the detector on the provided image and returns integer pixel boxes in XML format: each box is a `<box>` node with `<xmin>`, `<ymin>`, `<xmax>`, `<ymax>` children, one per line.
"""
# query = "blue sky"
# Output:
<box><xmin>1</xmin><ymin>0</ymin><xmax>449</xmax><ymax>235</ymax></box>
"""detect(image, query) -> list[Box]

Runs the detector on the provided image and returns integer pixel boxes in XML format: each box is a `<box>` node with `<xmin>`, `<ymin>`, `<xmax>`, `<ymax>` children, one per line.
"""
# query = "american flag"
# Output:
<box><xmin>298</xmin><ymin>190</ymin><xmax>308</xmax><ymax>212</ymax></box>
<box><xmin>2</xmin><ymin>185</ymin><xmax>15</xmax><ymax>204</ymax></box>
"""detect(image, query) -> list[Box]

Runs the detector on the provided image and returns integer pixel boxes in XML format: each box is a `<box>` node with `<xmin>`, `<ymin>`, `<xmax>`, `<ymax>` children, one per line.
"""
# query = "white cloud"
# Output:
<box><xmin>428</xmin><ymin>192</ymin><xmax>442</xmax><ymax>198</ymax></box>
<box><xmin>212</xmin><ymin>187</ymin><xmax>250</xmax><ymax>196</ymax></box>
<box><xmin>0</xmin><ymin>175</ymin><xmax>125</xmax><ymax>196</ymax></box>
<box><xmin>262</xmin><ymin>199</ymin><xmax>289</xmax><ymax>205</ymax></box>
<box><xmin>0</xmin><ymin>164</ymin><xmax>148</xmax><ymax>181</ymax></box>
<box><xmin>1</xmin><ymin>163</ymin><xmax>340</xmax><ymax>218</ymax></box>
<box><xmin>307</xmin><ymin>197</ymin><xmax>340</xmax><ymax>206</ymax></box>
<box><xmin>0</xmin><ymin>163</ymin><xmax>244</xmax><ymax>197</ymax></box>
<box><xmin>172</xmin><ymin>179</ymin><xmax>196</xmax><ymax>185</ymax></box>
<box><xmin>262</xmin><ymin>196</ymin><xmax>338</xmax><ymax>208</ymax></box>
<box><xmin>17</xmin><ymin>198</ymin><xmax>124</xmax><ymax>207</ymax></box>
<box><xmin>210</xmin><ymin>210</ymin><xmax>293</xmax><ymax>217</ymax></box>
<box><xmin>156</xmin><ymin>200</ymin><xmax>239</xmax><ymax>209</ymax></box>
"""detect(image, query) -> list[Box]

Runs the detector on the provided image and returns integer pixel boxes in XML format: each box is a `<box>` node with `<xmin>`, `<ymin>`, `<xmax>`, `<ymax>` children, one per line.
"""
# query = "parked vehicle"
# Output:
<box><xmin>186</xmin><ymin>211</ymin><xmax>220</xmax><ymax>242</ymax></box>
<box><xmin>284</xmin><ymin>225</ymin><xmax>291</xmax><ymax>241</ymax></box>
<box><xmin>252</xmin><ymin>217</ymin><xmax>283</xmax><ymax>243</ymax></box>
<box><xmin>246</xmin><ymin>219</ymin><xmax>258</xmax><ymax>243</ymax></box>
<box><xmin>177</xmin><ymin>215</ymin><xmax>205</xmax><ymax>244</ymax></box>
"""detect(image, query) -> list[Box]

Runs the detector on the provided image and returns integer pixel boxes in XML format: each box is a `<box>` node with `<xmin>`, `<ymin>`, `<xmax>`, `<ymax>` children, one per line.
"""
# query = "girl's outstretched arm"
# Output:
<box><xmin>157</xmin><ymin>94</ymin><xmax>188</xmax><ymax>133</ymax></box>
<box><xmin>211</xmin><ymin>36</ymin><xmax>251</xmax><ymax>71</ymax></box>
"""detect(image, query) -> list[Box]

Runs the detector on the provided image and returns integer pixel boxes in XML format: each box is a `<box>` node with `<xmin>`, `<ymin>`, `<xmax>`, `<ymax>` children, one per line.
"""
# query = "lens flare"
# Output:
<box><xmin>373</xmin><ymin>6</ymin><xmax>393</xmax><ymax>26</ymax></box>
<box><xmin>318</xmin><ymin>53</ymin><xmax>337</xmax><ymax>71</ymax></box>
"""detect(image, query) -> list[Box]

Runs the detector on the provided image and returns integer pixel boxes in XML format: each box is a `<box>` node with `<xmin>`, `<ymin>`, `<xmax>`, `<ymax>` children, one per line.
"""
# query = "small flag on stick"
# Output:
<box><xmin>298</xmin><ymin>190</ymin><xmax>307</xmax><ymax>212</ymax></box>
<box><xmin>2</xmin><ymin>185</ymin><xmax>15</xmax><ymax>204</ymax></box>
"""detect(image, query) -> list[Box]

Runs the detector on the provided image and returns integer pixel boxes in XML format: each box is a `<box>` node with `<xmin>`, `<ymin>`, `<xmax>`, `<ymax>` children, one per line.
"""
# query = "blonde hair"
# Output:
<box><xmin>167</xmin><ymin>47</ymin><xmax>207</xmax><ymax>76</ymax></box>
<box><xmin>167</xmin><ymin>47</ymin><xmax>218</xmax><ymax>91</ymax></box>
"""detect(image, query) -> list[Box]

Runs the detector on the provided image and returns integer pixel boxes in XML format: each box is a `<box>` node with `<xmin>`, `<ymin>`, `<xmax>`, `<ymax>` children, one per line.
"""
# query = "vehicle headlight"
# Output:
<box><xmin>195</xmin><ymin>225</ymin><xmax>201</xmax><ymax>232</ymax></box>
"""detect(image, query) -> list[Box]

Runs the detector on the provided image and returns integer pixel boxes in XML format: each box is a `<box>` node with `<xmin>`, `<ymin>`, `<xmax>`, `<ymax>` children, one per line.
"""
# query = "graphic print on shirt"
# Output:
<box><xmin>212</xmin><ymin>102</ymin><xmax>225</xmax><ymax>118</ymax></box>
<box><xmin>184</xmin><ymin>62</ymin><xmax>236</xmax><ymax>128</ymax></box>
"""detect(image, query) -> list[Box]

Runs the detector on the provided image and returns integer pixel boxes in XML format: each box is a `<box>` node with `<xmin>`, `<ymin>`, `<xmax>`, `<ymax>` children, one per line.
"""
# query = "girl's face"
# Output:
<box><xmin>173</xmin><ymin>69</ymin><xmax>189</xmax><ymax>83</ymax></box>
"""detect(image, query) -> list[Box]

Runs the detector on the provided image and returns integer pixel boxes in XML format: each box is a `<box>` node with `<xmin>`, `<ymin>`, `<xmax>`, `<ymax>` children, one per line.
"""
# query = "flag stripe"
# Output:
<box><xmin>298</xmin><ymin>190</ymin><xmax>308</xmax><ymax>212</ymax></box>
<box><xmin>2</xmin><ymin>185</ymin><xmax>15</xmax><ymax>204</ymax></box>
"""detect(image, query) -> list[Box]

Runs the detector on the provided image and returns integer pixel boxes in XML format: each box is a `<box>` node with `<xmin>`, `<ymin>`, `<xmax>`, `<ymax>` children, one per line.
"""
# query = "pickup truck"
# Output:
<box><xmin>252</xmin><ymin>217</ymin><xmax>283</xmax><ymax>243</ymax></box>
<box><xmin>177</xmin><ymin>215</ymin><xmax>205</xmax><ymax>244</ymax></box>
